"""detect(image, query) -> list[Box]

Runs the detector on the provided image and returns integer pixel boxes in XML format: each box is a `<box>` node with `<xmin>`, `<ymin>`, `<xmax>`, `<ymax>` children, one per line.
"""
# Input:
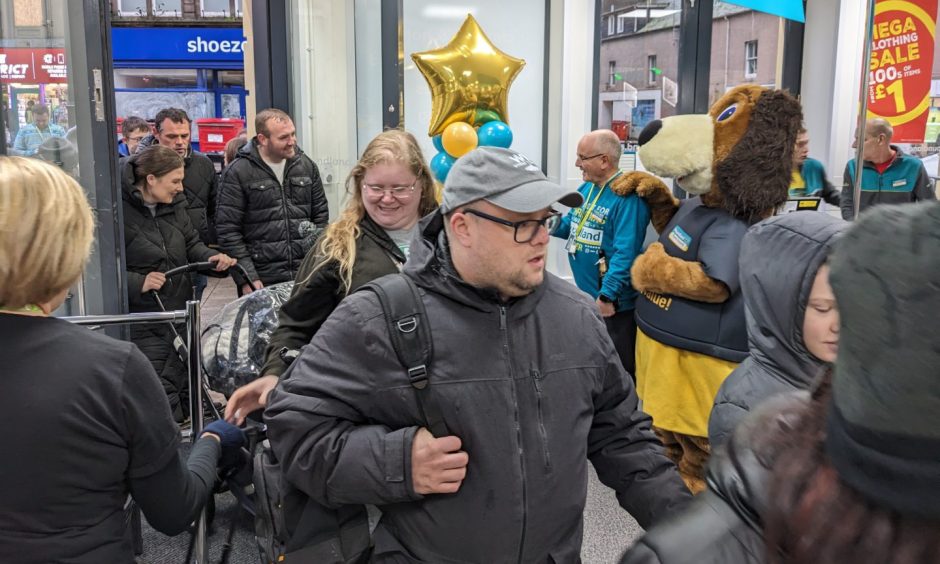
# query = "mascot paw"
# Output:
<box><xmin>616</xmin><ymin>173</ymin><xmax>680</xmax><ymax>234</ymax></box>
<box><xmin>613</xmin><ymin>171</ymin><xmax>651</xmax><ymax>196</ymax></box>
<box><xmin>631</xmin><ymin>242</ymin><xmax>731</xmax><ymax>304</ymax></box>
<box><xmin>630</xmin><ymin>242</ymin><xmax>666</xmax><ymax>292</ymax></box>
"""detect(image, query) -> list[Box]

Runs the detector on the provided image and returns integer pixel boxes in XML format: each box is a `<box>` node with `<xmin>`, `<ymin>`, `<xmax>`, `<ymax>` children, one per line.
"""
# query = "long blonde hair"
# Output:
<box><xmin>313</xmin><ymin>129</ymin><xmax>438</xmax><ymax>294</ymax></box>
<box><xmin>0</xmin><ymin>157</ymin><xmax>95</xmax><ymax>308</ymax></box>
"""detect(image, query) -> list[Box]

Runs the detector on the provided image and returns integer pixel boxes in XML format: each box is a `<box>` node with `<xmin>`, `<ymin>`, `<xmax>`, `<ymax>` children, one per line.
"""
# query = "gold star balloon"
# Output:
<box><xmin>412</xmin><ymin>15</ymin><xmax>526</xmax><ymax>137</ymax></box>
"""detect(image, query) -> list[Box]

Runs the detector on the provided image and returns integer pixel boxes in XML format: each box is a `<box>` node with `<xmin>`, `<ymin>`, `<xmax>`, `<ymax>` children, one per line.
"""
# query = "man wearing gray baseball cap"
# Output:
<box><xmin>266</xmin><ymin>146</ymin><xmax>691</xmax><ymax>563</ymax></box>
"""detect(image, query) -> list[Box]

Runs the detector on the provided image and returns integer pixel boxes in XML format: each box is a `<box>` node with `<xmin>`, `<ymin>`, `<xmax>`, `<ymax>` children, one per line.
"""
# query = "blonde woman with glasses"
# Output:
<box><xmin>225</xmin><ymin>129</ymin><xmax>438</xmax><ymax>423</ymax></box>
<box><xmin>0</xmin><ymin>157</ymin><xmax>243</xmax><ymax>563</ymax></box>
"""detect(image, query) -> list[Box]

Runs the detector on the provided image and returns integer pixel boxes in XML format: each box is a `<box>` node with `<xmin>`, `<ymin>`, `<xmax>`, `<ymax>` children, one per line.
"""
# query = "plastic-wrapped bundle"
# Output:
<box><xmin>202</xmin><ymin>282</ymin><xmax>294</xmax><ymax>397</ymax></box>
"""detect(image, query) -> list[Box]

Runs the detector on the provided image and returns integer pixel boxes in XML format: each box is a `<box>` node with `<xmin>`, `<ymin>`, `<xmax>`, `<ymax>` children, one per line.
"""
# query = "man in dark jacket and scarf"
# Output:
<box><xmin>265</xmin><ymin>147</ymin><xmax>691</xmax><ymax>563</ymax></box>
<box><xmin>709</xmin><ymin>211</ymin><xmax>844</xmax><ymax>447</ymax></box>
<box><xmin>215</xmin><ymin>108</ymin><xmax>329</xmax><ymax>293</ymax></box>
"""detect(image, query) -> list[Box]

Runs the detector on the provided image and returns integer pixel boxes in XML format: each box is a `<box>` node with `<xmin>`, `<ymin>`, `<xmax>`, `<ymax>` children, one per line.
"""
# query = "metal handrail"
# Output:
<box><xmin>62</xmin><ymin>310</ymin><xmax>188</xmax><ymax>326</ymax></box>
<box><xmin>64</xmin><ymin>301</ymin><xmax>209</xmax><ymax>564</ymax></box>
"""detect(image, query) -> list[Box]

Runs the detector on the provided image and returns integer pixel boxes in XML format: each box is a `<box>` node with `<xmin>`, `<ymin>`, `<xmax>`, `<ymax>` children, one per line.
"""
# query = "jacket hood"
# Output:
<box><xmin>738</xmin><ymin>212</ymin><xmax>846</xmax><ymax>388</ymax></box>
<box><xmin>709</xmin><ymin>391</ymin><xmax>811</xmax><ymax>533</ymax></box>
<box><xmin>403</xmin><ymin>209</ymin><xmax>546</xmax><ymax>317</ymax></box>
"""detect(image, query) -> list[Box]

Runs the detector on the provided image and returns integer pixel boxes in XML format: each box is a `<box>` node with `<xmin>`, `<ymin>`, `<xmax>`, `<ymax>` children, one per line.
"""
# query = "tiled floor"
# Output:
<box><xmin>199</xmin><ymin>275</ymin><xmax>240</xmax><ymax>328</ymax></box>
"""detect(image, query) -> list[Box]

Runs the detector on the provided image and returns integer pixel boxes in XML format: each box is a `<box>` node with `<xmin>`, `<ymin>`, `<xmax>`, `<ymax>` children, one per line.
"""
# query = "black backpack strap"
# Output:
<box><xmin>362</xmin><ymin>274</ymin><xmax>449</xmax><ymax>438</ymax></box>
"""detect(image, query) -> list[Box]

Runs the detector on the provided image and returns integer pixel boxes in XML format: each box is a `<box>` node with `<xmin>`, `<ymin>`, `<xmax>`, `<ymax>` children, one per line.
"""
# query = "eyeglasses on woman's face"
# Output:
<box><xmin>362</xmin><ymin>182</ymin><xmax>417</xmax><ymax>200</ymax></box>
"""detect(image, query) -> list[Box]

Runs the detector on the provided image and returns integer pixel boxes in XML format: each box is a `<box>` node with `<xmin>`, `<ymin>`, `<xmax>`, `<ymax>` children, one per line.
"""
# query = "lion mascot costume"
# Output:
<box><xmin>621</xmin><ymin>84</ymin><xmax>803</xmax><ymax>492</ymax></box>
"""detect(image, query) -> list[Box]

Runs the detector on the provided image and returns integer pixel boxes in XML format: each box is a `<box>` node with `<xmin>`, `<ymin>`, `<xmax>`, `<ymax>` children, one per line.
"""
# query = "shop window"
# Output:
<box><xmin>116</xmin><ymin>0</ymin><xmax>147</xmax><ymax>16</ymax></box>
<box><xmin>744</xmin><ymin>40</ymin><xmax>758</xmax><ymax>78</ymax></box>
<box><xmin>115</xmin><ymin>69</ymin><xmax>199</xmax><ymax>89</ymax></box>
<box><xmin>153</xmin><ymin>0</ymin><xmax>182</xmax><ymax>17</ymax></box>
<box><xmin>217</xmin><ymin>70</ymin><xmax>245</xmax><ymax>88</ymax></box>
<box><xmin>597</xmin><ymin>0</ymin><xmax>679</xmax><ymax>138</ymax></box>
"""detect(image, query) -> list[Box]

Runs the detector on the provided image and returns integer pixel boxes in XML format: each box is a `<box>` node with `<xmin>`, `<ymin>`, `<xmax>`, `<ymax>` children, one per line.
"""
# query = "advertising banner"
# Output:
<box><xmin>0</xmin><ymin>48</ymin><xmax>67</xmax><ymax>84</ymax></box>
<box><xmin>724</xmin><ymin>0</ymin><xmax>804</xmax><ymax>23</ymax></box>
<box><xmin>111</xmin><ymin>27</ymin><xmax>246</xmax><ymax>67</ymax></box>
<box><xmin>868</xmin><ymin>0</ymin><xmax>938</xmax><ymax>142</ymax></box>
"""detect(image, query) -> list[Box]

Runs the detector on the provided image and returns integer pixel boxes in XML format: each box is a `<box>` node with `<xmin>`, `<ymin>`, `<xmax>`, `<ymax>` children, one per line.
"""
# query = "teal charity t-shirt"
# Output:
<box><xmin>554</xmin><ymin>172</ymin><xmax>650</xmax><ymax>311</ymax></box>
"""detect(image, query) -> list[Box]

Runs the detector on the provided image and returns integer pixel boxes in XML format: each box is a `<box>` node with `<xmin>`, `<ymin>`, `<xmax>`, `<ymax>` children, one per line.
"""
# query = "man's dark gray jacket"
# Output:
<box><xmin>264</xmin><ymin>211</ymin><xmax>691</xmax><ymax>563</ymax></box>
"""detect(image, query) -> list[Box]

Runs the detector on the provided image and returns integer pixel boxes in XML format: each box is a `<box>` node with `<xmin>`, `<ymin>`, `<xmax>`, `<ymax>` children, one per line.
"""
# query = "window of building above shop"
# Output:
<box><xmin>116</xmin><ymin>0</ymin><xmax>147</xmax><ymax>16</ymax></box>
<box><xmin>152</xmin><ymin>0</ymin><xmax>182</xmax><ymax>17</ymax></box>
<box><xmin>202</xmin><ymin>0</ymin><xmax>242</xmax><ymax>16</ymax></box>
<box><xmin>745</xmin><ymin>40</ymin><xmax>758</xmax><ymax>78</ymax></box>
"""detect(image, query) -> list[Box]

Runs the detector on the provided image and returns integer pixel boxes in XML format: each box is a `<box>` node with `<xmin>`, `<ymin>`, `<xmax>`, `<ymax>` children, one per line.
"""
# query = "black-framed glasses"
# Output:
<box><xmin>463</xmin><ymin>208</ymin><xmax>561</xmax><ymax>243</ymax></box>
<box><xmin>576</xmin><ymin>153</ymin><xmax>605</xmax><ymax>162</ymax></box>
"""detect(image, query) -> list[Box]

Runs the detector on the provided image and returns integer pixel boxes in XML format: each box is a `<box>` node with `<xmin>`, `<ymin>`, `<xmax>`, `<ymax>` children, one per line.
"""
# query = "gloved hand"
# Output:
<box><xmin>201</xmin><ymin>420</ymin><xmax>247</xmax><ymax>473</ymax></box>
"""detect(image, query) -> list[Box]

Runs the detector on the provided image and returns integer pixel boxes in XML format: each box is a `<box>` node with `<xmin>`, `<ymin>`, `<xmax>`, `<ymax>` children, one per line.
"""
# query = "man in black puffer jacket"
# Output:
<box><xmin>138</xmin><ymin>108</ymin><xmax>219</xmax><ymax>246</ymax></box>
<box><xmin>215</xmin><ymin>108</ymin><xmax>329</xmax><ymax>293</ymax></box>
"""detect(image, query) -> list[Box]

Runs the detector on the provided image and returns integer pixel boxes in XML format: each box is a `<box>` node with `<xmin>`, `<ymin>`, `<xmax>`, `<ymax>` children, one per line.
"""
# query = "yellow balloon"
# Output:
<box><xmin>441</xmin><ymin>122</ymin><xmax>478</xmax><ymax>158</ymax></box>
<box><xmin>411</xmin><ymin>15</ymin><xmax>526</xmax><ymax>137</ymax></box>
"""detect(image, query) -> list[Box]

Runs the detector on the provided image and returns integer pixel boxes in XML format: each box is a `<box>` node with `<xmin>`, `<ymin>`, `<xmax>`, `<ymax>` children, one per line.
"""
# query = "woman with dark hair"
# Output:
<box><xmin>620</xmin><ymin>203</ymin><xmax>940</xmax><ymax>564</ymax></box>
<box><xmin>123</xmin><ymin>144</ymin><xmax>236</xmax><ymax>422</ymax></box>
<box><xmin>224</xmin><ymin>128</ymin><xmax>439</xmax><ymax>423</ymax></box>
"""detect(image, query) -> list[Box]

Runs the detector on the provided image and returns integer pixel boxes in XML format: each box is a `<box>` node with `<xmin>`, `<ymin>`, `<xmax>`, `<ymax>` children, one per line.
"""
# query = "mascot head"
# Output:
<box><xmin>636</xmin><ymin>84</ymin><xmax>803</xmax><ymax>224</ymax></box>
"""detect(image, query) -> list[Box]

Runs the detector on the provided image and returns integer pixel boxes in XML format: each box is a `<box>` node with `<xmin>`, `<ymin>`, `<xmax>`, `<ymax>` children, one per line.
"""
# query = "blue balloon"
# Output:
<box><xmin>430</xmin><ymin>151</ymin><xmax>456</xmax><ymax>183</ymax></box>
<box><xmin>432</xmin><ymin>135</ymin><xmax>444</xmax><ymax>152</ymax></box>
<box><xmin>477</xmin><ymin>121</ymin><xmax>513</xmax><ymax>148</ymax></box>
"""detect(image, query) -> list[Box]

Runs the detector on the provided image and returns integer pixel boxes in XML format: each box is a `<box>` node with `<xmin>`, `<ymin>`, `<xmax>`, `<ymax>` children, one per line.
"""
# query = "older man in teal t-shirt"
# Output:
<box><xmin>553</xmin><ymin>129</ymin><xmax>651</xmax><ymax>377</ymax></box>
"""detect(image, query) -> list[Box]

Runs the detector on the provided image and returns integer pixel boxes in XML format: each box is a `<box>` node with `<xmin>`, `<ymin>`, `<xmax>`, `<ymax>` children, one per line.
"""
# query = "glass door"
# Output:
<box><xmin>0</xmin><ymin>0</ymin><xmax>124</xmax><ymax>317</ymax></box>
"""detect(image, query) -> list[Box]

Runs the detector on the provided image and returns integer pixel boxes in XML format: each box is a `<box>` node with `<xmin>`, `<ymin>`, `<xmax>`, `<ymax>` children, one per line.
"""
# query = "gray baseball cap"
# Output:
<box><xmin>441</xmin><ymin>146</ymin><xmax>584</xmax><ymax>213</ymax></box>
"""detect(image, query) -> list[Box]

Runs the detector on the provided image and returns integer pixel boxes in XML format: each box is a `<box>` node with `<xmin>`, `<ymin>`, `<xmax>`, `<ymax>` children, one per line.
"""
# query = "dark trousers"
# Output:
<box><xmin>605</xmin><ymin>308</ymin><xmax>638</xmax><ymax>380</ymax></box>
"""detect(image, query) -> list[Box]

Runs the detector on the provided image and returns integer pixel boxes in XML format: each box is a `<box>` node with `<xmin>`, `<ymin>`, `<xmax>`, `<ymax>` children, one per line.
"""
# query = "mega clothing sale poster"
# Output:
<box><xmin>868</xmin><ymin>0</ymin><xmax>939</xmax><ymax>142</ymax></box>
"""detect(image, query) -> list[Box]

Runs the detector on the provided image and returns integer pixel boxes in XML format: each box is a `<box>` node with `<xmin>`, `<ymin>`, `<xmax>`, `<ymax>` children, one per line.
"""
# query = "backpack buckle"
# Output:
<box><xmin>397</xmin><ymin>316</ymin><xmax>418</xmax><ymax>333</ymax></box>
<box><xmin>408</xmin><ymin>365</ymin><xmax>428</xmax><ymax>389</ymax></box>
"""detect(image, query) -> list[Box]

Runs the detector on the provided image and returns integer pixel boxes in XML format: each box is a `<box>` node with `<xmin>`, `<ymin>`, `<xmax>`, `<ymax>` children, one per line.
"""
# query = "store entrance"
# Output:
<box><xmin>0</xmin><ymin>1</ymin><xmax>124</xmax><ymax>317</ymax></box>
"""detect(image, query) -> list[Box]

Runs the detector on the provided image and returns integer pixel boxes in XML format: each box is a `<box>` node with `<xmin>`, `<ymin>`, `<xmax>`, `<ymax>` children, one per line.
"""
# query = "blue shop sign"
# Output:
<box><xmin>111</xmin><ymin>27</ymin><xmax>246</xmax><ymax>69</ymax></box>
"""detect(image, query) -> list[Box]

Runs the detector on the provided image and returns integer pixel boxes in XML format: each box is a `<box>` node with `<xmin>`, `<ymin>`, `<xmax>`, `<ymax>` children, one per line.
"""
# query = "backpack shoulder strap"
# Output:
<box><xmin>360</xmin><ymin>274</ymin><xmax>449</xmax><ymax>437</ymax></box>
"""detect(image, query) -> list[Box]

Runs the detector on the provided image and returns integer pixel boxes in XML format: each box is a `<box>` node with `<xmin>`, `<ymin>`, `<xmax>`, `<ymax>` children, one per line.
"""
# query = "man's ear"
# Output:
<box><xmin>447</xmin><ymin>211</ymin><xmax>473</xmax><ymax>247</ymax></box>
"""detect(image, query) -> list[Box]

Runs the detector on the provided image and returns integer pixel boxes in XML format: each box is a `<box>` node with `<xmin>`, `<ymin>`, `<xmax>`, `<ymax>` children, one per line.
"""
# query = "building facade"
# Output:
<box><xmin>597</xmin><ymin>0</ymin><xmax>781</xmax><ymax>138</ymax></box>
<box><xmin>109</xmin><ymin>0</ymin><xmax>245</xmax><ymax>151</ymax></box>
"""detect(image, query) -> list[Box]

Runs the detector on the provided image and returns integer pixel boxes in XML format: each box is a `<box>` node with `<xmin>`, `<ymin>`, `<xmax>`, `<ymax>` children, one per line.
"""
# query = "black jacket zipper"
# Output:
<box><xmin>501</xmin><ymin>305</ymin><xmax>528</xmax><ymax>564</ymax></box>
<box><xmin>531</xmin><ymin>369</ymin><xmax>552</xmax><ymax>472</ymax></box>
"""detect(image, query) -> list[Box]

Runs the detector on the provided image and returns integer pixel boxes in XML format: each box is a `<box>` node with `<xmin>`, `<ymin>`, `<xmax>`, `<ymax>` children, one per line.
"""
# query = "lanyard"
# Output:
<box><xmin>573</xmin><ymin>172</ymin><xmax>620</xmax><ymax>242</ymax></box>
